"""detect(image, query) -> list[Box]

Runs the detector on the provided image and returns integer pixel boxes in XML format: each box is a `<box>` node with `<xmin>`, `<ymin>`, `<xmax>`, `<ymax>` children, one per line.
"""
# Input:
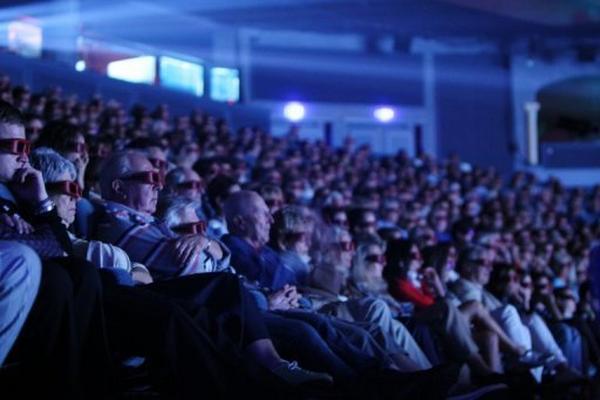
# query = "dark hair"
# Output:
<box><xmin>487</xmin><ymin>262</ymin><xmax>514</xmax><ymax>299</ymax></box>
<box><xmin>422</xmin><ymin>244</ymin><xmax>453</xmax><ymax>277</ymax></box>
<box><xmin>35</xmin><ymin>120</ymin><xmax>81</xmax><ymax>152</ymax></box>
<box><xmin>206</xmin><ymin>174</ymin><xmax>238</xmax><ymax>212</ymax></box>
<box><xmin>0</xmin><ymin>100</ymin><xmax>25</xmax><ymax>126</ymax></box>
<box><xmin>126</xmin><ymin>137</ymin><xmax>164</xmax><ymax>150</ymax></box>
<box><xmin>456</xmin><ymin>245</ymin><xmax>486</xmax><ymax>275</ymax></box>
<box><xmin>383</xmin><ymin>239</ymin><xmax>415</xmax><ymax>281</ymax></box>
<box><xmin>193</xmin><ymin>157</ymin><xmax>221</xmax><ymax>179</ymax></box>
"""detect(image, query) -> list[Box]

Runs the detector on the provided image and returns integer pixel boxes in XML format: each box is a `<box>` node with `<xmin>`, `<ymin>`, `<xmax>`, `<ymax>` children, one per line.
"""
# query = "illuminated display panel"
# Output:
<box><xmin>159</xmin><ymin>56</ymin><xmax>204</xmax><ymax>96</ymax></box>
<box><xmin>107</xmin><ymin>56</ymin><xmax>156</xmax><ymax>84</ymax></box>
<box><xmin>210</xmin><ymin>67</ymin><xmax>240</xmax><ymax>102</ymax></box>
<box><xmin>8</xmin><ymin>19</ymin><xmax>42</xmax><ymax>58</ymax></box>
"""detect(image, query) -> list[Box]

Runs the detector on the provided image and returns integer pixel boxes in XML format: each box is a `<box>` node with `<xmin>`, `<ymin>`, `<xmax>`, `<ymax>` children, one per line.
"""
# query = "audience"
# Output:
<box><xmin>1</xmin><ymin>69</ymin><xmax>598</xmax><ymax>398</ymax></box>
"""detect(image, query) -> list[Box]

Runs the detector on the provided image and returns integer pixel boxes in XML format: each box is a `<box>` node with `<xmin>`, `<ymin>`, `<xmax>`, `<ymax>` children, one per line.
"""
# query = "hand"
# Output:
<box><xmin>205</xmin><ymin>239</ymin><xmax>224</xmax><ymax>260</ymax></box>
<box><xmin>0</xmin><ymin>213</ymin><xmax>34</xmax><ymax>234</ymax></box>
<box><xmin>10</xmin><ymin>166</ymin><xmax>48</xmax><ymax>203</ymax></box>
<box><xmin>73</xmin><ymin>152</ymin><xmax>89</xmax><ymax>189</ymax></box>
<box><xmin>268</xmin><ymin>284</ymin><xmax>301</xmax><ymax>311</ymax></box>
<box><xmin>423</xmin><ymin>267</ymin><xmax>446</xmax><ymax>297</ymax></box>
<box><xmin>174</xmin><ymin>234</ymin><xmax>209</xmax><ymax>266</ymax></box>
<box><xmin>132</xmin><ymin>268</ymin><xmax>154</xmax><ymax>285</ymax></box>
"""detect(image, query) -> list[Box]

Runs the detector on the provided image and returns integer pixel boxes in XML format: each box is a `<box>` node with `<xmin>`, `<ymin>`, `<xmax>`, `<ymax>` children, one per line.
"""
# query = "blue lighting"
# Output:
<box><xmin>210</xmin><ymin>67</ymin><xmax>239</xmax><ymax>102</ymax></box>
<box><xmin>160</xmin><ymin>56</ymin><xmax>204</xmax><ymax>96</ymax></box>
<box><xmin>374</xmin><ymin>107</ymin><xmax>395</xmax><ymax>123</ymax></box>
<box><xmin>75</xmin><ymin>60</ymin><xmax>86</xmax><ymax>72</ymax></box>
<box><xmin>283</xmin><ymin>102</ymin><xmax>305</xmax><ymax>122</ymax></box>
<box><xmin>107</xmin><ymin>56</ymin><xmax>156</xmax><ymax>84</ymax></box>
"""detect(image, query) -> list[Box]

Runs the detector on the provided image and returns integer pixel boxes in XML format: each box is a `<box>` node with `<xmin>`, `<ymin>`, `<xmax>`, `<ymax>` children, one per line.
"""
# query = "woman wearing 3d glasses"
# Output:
<box><xmin>30</xmin><ymin>147</ymin><xmax>154</xmax><ymax>285</ymax></box>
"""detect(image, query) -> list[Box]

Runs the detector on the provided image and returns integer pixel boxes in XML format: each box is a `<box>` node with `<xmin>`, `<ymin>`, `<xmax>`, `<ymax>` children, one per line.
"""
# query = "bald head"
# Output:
<box><xmin>224</xmin><ymin>190</ymin><xmax>273</xmax><ymax>247</ymax></box>
<box><xmin>224</xmin><ymin>190</ymin><xmax>263</xmax><ymax>225</ymax></box>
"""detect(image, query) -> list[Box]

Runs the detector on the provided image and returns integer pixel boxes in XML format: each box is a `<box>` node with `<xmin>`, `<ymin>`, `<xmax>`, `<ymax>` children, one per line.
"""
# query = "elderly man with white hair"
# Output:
<box><xmin>90</xmin><ymin>149</ymin><xmax>334</xmax><ymax>385</ymax></box>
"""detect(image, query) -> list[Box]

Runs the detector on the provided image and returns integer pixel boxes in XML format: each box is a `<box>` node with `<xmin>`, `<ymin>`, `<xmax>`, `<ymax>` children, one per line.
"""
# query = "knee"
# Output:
<box><xmin>15</xmin><ymin>242</ymin><xmax>41</xmax><ymax>268</ymax></box>
<box><xmin>290</xmin><ymin>321</ymin><xmax>323</xmax><ymax>346</ymax></box>
<box><xmin>366</xmin><ymin>298</ymin><xmax>391</xmax><ymax>320</ymax></box>
<box><xmin>1</xmin><ymin>242</ymin><xmax>41</xmax><ymax>285</ymax></box>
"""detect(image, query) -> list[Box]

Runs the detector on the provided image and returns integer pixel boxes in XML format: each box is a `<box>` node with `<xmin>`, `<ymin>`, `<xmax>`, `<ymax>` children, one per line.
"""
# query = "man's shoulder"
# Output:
<box><xmin>221</xmin><ymin>234</ymin><xmax>245</xmax><ymax>248</ymax></box>
<box><xmin>449</xmin><ymin>278</ymin><xmax>471</xmax><ymax>293</ymax></box>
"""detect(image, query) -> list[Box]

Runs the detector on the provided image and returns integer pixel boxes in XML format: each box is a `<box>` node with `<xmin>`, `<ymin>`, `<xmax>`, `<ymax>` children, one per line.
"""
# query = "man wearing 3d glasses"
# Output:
<box><xmin>94</xmin><ymin>150</ymin><xmax>229</xmax><ymax>278</ymax></box>
<box><xmin>0</xmin><ymin>100</ymin><xmax>114</xmax><ymax>397</ymax></box>
<box><xmin>0</xmin><ymin>101</ymin><xmax>331</xmax><ymax>397</ymax></box>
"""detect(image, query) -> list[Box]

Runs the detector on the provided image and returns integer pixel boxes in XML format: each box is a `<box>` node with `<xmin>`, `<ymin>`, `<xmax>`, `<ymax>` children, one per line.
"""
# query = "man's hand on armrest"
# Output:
<box><xmin>174</xmin><ymin>234</ymin><xmax>209</xmax><ymax>266</ymax></box>
<box><xmin>0</xmin><ymin>213</ymin><xmax>33</xmax><ymax>234</ymax></box>
<box><xmin>131</xmin><ymin>263</ymin><xmax>154</xmax><ymax>285</ymax></box>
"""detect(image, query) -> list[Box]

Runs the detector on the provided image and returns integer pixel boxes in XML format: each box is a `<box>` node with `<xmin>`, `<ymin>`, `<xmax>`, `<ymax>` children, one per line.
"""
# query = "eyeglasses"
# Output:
<box><xmin>64</xmin><ymin>142</ymin><xmax>88</xmax><ymax>154</ymax></box>
<box><xmin>284</xmin><ymin>231</ymin><xmax>309</xmax><ymax>242</ymax></box>
<box><xmin>93</xmin><ymin>146</ymin><xmax>111</xmax><ymax>158</ymax></box>
<box><xmin>338</xmin><ymin>241</ymin><xmax>355</xmax><ymax>252</ymax></box>
<box><xmin>521</xmin><ymin>281</ymin><xmax>532</xmax><ymax>289</ymax></box>
<box><xmin>46</xmin><ymin>180</ymin><xmax>82</xmax><ymax>199</ymax></box>
<box><xmin>365</xmin><ymin>254</ymin><xmax>386</xmax><ymax>264</ymax></box>
<box><xmin>265</xmin><ymin>198</ymin><xmax>284</xmax><ymax>208</ymax></box>
<box><xmin>148</xmin><ymin>158</ymin><xmax>167</xmax><ymax>171</ymax></box>
<box><xmin>177</xmin><ymin>180</ymin><xmax>203</xmax><ymax>190</ymax></box>
<box><xmin>332</xmin><ymin>218</ymin><xmax>348</xmax><ymax>227</ymax></box>
<box><xmin>172</xmin><ymin>221</ymin><xmax>207</xmax><ymax>235</ymax></box>
<box><xmin>0</xmin><ymin>139</ymin><xmax>31</xmax><ymax>155</ymax></box>
<box><xmin>184</xmin><ymin>146</ymin><xmax>200</xmax><ymax>154</ymax></box>
<box><xmin>121</xmin><ymin>171</ymin><xmax>164</xmax><ymax>188</ymax></box>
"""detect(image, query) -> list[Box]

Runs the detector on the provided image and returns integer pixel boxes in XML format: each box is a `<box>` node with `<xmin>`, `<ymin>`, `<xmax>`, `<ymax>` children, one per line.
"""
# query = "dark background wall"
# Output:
<box><xmin>435</xmin><ymin>54</ymin><xmax>514</xmax><ymax>173</ymax></box>
<box><xmin>249</xmin><ymin>48</ymin><xmax>424</xmax><ymax>105</ymax></box>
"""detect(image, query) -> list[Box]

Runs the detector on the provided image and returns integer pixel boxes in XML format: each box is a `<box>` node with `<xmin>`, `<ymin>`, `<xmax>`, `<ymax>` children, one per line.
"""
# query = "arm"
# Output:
<box><xmin>390</xmin><ymin>279</ymin><xmax>435</xmax><ymax>308</ymax></box>
<box><xmin>0</xmin><ymin>218</ymin><xmax>66</xmax><ymax>259</ymax></box>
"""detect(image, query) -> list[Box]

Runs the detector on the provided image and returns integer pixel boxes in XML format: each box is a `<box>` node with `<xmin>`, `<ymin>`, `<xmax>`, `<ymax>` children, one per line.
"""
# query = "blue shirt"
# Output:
<box><xmin>221</xmin><ymin>234</ymin><xmax>297</xmax><ymax>291</ymax></box>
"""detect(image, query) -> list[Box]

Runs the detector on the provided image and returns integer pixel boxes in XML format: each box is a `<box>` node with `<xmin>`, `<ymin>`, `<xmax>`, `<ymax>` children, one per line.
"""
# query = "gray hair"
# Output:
<box><xmin>157</xmin><ymin>196</ymin><xmax>201</xmax><ymax>229</ymax></box>
<box><xmin>351</xmin><ymin>239</ymin><xmax>388</xmax><ymax>294</ymax></box>
<box><xmin>30</xmin><ymin>147</ymin><xmax>76</xmax><ymax>183</ymax></box>
<box><xmin>99</xmin><ymin>150</ymin><xmax>139</xmax><ymax>199</ymax></box>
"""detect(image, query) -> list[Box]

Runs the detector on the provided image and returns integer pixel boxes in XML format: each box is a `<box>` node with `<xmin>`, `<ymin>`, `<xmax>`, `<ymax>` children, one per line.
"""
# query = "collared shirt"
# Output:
<box><xmin>93</xmin><ymin>201</ymin><xmax>231</xmax><ymax>280</ymax></box>
<box><xmin>450</xmin><ymin>278</ymin><xmax>503</xmax><ymax>311</ymax></box>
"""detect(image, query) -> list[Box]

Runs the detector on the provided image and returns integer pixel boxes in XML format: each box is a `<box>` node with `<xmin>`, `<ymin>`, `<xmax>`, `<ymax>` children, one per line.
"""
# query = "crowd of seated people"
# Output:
<box><xmin>0</xmin><ymin>73</ymin><xmax>599</xmax><ymax>399</ymax></box>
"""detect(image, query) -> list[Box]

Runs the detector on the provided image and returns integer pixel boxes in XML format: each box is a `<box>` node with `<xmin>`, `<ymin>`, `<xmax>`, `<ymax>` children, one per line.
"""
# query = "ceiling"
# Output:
<box><xmin>2</xmin><ymin>0</ymin><xmax>599</xmax><ymax>56</ymax></box>
<box><xmin>185</xmin><ymin>0</ymin><xmax>600</xmax><ymax>37</ymax></box>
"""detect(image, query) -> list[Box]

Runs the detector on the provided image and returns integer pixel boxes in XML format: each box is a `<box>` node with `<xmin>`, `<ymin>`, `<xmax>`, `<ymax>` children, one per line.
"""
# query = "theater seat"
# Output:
<box><xmin>74</xmin><ymin>196</ymin><xmax>101</xmax><ymax>239</ymax></box>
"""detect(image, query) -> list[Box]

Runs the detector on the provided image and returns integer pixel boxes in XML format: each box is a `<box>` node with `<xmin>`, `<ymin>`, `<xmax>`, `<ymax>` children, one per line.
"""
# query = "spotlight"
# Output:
<box><xmin>75</xmin><ymin>60</ymin><xmax>86</xmax><ymax>72</ymax></box>
<box><xmin>374</xmin><ymin>107</ymin><xmax>395</xmax><ymax>123</ymax></box>
<box><xmin>283</xmin><ymin>102</ymin><xmax>305</xmax><ymax>122</ymax></box>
